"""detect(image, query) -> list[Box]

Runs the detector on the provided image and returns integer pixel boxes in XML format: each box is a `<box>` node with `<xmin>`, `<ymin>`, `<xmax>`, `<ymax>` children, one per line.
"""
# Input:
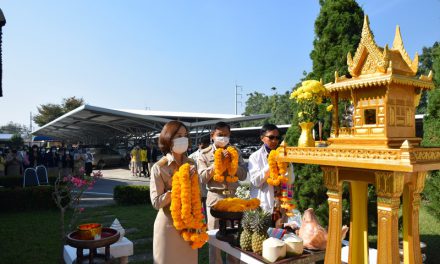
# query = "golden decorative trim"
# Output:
<box><xmin>400</xmin><ymin>140</ymin><xmax>416</xmax><ymax>163</ymax></box>
<box><xmin>377</xmin><ymin>199</ymin><xmax>401</xmax><ymax>263</ymax></box>
<box><xmin>347</xmin><ymin>15</ymin><xmax>420</xmax><ymax>79</ymax></box>
<box><xmin>348</xmin><ymin>16</ymin><xmax>387</xmax><ymax>76</ymax></box>
<box><xmin>286</xmin><ymin>147</ymin><xmax>401</xmax><ymax>161</ymax></box>
<box><xmin>419</xmin><ymin>70</ymin><xmax>433</xmax><ymax>81</ymax></box>
<box><xmin>325</xmin><ymin>73</ymin><xmax>434</xmax><ymax>92</ymax></box>
<box><xmin>392</xmin><ymin>25</ymin><xmax>418</xmax><ymax>75</ymax></box>
<box><xmin>377</xmin><ymin>197</ymin><xmax>401</xmax><ymax>207</ymax></box>
<box><xmin>414</xmin><ymin>171</ymin><xmax>427</xmax><ymax>194</ymax></box>
<box><xmin>375</xmin><ymin>171</ymin><xmax>405</xmax><ymax>197</ymax></box>
<box><xmin>412</xmin><ymin>149</ymin><xmax>440</xmax><ymax>162</ymax></box>
<box><xmin>322</xmin><ymin>166</ymin><xmax>341</xmax><ymax>191</ymax></box>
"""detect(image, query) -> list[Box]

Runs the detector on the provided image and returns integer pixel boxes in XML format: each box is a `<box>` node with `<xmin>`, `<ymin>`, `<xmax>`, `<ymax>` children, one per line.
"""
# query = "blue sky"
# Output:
<box><xmin>1</xmin><ymin>0</ymin><xmax>439</xmax><ymax>128</ymax></box>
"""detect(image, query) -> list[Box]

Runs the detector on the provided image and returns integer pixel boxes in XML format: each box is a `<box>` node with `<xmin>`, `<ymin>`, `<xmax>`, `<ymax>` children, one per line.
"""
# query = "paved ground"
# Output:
<box><xmin>80</xmin><ymin>167</ymin><xmax>150</xmax><ymax>207</ymax></box>
<box><xmin>81</xmin><ymin>161</ymin><xmax>250</xmax><ymax>207</ymax></box>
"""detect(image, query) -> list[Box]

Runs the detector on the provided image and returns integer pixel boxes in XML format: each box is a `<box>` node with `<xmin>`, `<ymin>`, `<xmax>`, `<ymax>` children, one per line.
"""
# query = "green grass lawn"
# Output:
<box><xmin>0</xmin><ymin>204</ymin><xmax>208</xmax><ymax>264</ymax></box>
<box><xmin>0</xmin><ymin>203</ymin><xmax>437</xmax><ymax>264</ymax></box>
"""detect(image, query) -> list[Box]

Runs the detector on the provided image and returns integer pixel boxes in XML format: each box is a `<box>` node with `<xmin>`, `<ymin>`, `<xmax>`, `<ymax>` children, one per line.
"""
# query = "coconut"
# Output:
<box><xmin>283</xmin><ymin>233</ymin><xmax>304</xmax><ymax>256</ymax></box>
<box><xmin>262</xmin><ymin>237</ymin><xmax>286</xmax><ymax>262</ymax></box>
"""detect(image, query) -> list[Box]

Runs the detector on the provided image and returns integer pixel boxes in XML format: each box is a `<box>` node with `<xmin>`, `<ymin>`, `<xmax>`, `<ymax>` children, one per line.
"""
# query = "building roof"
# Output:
<box><xmin>32</xmin><ymin>104</ymin><xmax>271</xmax><ymax>143</ymax></box>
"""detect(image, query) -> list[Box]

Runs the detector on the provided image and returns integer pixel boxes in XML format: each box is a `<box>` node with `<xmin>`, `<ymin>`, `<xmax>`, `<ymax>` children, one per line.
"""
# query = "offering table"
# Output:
<box><xmin>207</xmin><ymin>230</ymin><xmax>325</xmax><ymax>264</ymax></box>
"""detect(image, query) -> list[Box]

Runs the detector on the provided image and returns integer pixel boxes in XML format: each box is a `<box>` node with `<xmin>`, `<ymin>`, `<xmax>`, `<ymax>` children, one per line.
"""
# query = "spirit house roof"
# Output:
<box><xmin>325</xmin><ymin>15</ymin><xmax>434</xmax><ymax>92</ymax></box>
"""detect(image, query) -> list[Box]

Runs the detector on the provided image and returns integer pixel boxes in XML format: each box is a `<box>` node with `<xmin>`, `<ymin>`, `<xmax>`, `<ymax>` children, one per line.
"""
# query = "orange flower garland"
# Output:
<box><xmin>267</xmin><ymin>149</ymin><xmax>288</xmax><ymax>186</ymax></box>
<box><xmin>170</xmin><ymin>163</ymin><xmax>208</xmax><ymax>249</ymax></box>
<box><xmin>213</xmin><ymin>197</ymin><xmax>260</xmax><ymax>212</ymax></box>
<box><xmin>226</xmin><ymin>146</ymin><xmax>239</xmax><ymax>182</ymax></box>
<box><xmin>213</xmin><ymin>146</ymin><xmax>239</xmax><ymax>183</ymax></box>
<box><xmin>213</xmin><ymin>148</ymin><xmax>226</xmax><ymax>182</ymax></box>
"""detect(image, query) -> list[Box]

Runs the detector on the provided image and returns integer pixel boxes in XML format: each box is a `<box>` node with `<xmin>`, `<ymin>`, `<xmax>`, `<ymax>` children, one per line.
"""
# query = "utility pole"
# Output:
<box><xmin>29</xmin><ymin>112</ymin><xmax>33</xmax><ymax>132</ymax></box>
<box><xmin>235</xmin><ymin>83</ymin><xmax>243</xmax><ymax>115</ymax></box>
<box><xmin>0</xmin><ymin>8</ymin><xmax>6</xmax><ymax>97</ymax></box>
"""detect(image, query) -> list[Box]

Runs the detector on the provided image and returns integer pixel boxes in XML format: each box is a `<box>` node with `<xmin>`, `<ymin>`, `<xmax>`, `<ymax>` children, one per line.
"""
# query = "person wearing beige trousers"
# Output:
<box><xmin>150</xmin><ymin>121</ymin><xmax>198</xmax><ymax>264</ymax></box>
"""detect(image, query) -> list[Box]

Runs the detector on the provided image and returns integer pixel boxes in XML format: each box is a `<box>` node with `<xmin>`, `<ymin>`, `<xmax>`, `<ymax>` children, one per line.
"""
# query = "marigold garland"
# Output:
<box><xmin>212</xmin><ymin>197</ymin><xmax>260</xmax><ymax>212</ymax></box>
<box><xmin>213</xmin><ymin>146</ymin><xmax>239</xmax><ymax>183</ymax></box>
<box><xmin>267</xmin><ymin>149</ymin><xmax>288</xmax><ymax>186</ymax></box>
<box><xmin>170</xmin><ymin>163</ymin><xmax>208</xmax><ymax>249</ymax></box>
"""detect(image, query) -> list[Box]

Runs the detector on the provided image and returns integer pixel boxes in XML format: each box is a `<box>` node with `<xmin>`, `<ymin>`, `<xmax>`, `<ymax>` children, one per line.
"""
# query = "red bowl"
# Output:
<box><xmin>77</xmin><ymin>223</ymin><xmax>102</xmax><ymax>240</ymax></box>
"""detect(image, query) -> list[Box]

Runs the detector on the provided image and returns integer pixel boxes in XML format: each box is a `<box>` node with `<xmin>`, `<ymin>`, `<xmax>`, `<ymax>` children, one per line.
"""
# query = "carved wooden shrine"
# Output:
<box><xmin>278</xmin><ymin>16</ymin><xmax>440</xmax><ymax>264</ymax></box>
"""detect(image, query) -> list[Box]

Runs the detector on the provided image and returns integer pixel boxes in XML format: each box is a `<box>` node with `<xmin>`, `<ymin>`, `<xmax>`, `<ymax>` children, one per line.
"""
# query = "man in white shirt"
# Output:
<box><xmin>248</xmin><ymin>124</ymin><xmax>294</xmax><ymax>213</ymax></box>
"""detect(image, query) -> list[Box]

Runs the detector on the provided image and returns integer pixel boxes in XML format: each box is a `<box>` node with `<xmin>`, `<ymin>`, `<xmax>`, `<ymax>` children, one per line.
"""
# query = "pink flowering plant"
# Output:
<box><xmin>52</xmin><ymin>167</ymin><xmax>102</xmax><ymax>256</ymax></box>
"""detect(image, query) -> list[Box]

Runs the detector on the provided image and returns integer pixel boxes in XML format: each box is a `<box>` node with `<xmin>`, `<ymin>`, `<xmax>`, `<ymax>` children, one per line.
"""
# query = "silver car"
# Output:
<box><xmin>91</xmin><ymin>148</ymin><xmax>126</xmax><ymax>169</ymax></box>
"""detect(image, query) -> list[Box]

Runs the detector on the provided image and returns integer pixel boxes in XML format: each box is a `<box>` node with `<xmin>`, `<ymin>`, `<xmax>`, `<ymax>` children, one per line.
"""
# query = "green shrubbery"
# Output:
<box><xmin>113</xmin><ymin>185</ymin><xmax>150</xmax><ymax>205</ymax></box>
<box><xmin>0</xmin><ymin>175</ymin><xmax>58</xmax><ymax>188</ymax></box>
<box><xmin>0</xmin><ymin>186</ymin><xmax>57</xmax><ymax>211</ymax></box>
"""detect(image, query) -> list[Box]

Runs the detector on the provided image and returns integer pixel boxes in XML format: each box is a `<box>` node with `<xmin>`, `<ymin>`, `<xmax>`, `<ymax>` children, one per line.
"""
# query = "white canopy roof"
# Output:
<box><xmin>32</xmin><ymin>104</ymin><xmax>271</xmax><ymax>143</ymax></box>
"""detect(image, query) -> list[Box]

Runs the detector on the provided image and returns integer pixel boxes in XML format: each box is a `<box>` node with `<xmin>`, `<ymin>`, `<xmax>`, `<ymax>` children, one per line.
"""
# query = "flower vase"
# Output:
<box><xmin>298</xmin><ymin>122</ymin><xmax>315</xmax><ymax>147</ymax></box>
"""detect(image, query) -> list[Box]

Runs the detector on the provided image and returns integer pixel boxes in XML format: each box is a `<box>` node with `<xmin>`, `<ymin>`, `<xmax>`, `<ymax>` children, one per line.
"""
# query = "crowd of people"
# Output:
<box><xmin>149</xmin><ymin>121</ymin><xmax>293</xmax><ymax>264</ymax></box>
<box><xmin>0</xmin><ymin>145</ymin><xmax>94</xmax><ymax>177</ymax></box>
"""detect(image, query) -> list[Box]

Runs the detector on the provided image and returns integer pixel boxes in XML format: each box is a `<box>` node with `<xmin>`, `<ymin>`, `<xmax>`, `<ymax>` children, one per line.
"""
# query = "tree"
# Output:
<box><xmin>416</xmin><ymin>42</ymin><xmax>440</xmax><ymax>114</ymax></box>
<box><xmin>242</xmin><ymin>90</ymin><xmax>294</xmax><ymax>127</ymax></box>
<box><xmin>62</xmin><ymin>96</ymin><xmax>85</xmax><ymax>112</ymax></box>
<box><xmin>33</xmin><ymin>97</ymin><xmax>84</xmax><ymax>126</ymax></box>
<box><xmin>420</xmin><ymin>43</ymin><xmax>440</xmax><ymax>219</ymax></box>
<box><xmin>309</xmin><ymin>0</ymin><xmax>364</xmax><ymax>83</ymax></box>
<box><xmin>9</xmin><ymin>133</ymin><xmax>24</xmax><ymax>149</ymax></box>
<box><xmin>286</xmin><ymin>0</ymin><xmax>364</xmax><ymax>226</ymax></box>
<box><xmin>0</xmin><ymin>121</ymin><xmax>29</xmax><ymax>134</ymax></box>
<box><xmin>421</xmin><ymin>43</ymin><xmax>440</xmax><ymax>146</ymax></box>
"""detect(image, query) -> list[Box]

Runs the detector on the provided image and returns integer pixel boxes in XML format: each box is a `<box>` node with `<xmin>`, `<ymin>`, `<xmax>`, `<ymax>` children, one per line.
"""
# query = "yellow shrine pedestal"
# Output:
<box><xmin>280</xmin><ymin>15</ymin><xmax>439</xmax><ymax>264</ymax></box>
<box><xmin>278</xmin><ymin>143</ymin><xmax>440</xmax><ymax>264</ymax></box>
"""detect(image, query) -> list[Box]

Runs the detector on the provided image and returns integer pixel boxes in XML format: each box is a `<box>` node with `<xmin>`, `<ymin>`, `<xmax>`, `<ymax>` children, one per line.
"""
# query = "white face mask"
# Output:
<box><xmin>172</xmin><ymin>137</ymin><xmax>189</xmax><ymax>154</ymax></box>
<box><xmin>214</xmin><ymin>136</ymin><xmax>229</xmax><ymax>148</ymax></box>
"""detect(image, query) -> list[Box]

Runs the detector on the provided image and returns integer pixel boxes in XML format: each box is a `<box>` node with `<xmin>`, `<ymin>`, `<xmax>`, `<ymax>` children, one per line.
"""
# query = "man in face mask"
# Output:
<box><xmin>197</xmin><ymin>121</ymin><xmax>247</xmax><ymax>264</ymax></box>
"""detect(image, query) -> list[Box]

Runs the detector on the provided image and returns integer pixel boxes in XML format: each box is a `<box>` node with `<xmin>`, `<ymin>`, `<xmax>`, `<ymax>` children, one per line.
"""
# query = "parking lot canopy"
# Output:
<box><xmin>32</xmin><ymin>104</ymin><xmax>270</xmax><ymax>144</ymax></box>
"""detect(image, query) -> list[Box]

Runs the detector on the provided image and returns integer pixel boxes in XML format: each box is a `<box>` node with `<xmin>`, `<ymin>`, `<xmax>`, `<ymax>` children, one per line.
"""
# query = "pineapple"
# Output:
<box><xmin>240</xmin><ymin>210</ymin><xmax>255</xmax><ymax>251</ymax></box>
<box><xmin>251</xmin><ymin>209</ymin><xmax>271</xmax><ymax>254</ymax></box>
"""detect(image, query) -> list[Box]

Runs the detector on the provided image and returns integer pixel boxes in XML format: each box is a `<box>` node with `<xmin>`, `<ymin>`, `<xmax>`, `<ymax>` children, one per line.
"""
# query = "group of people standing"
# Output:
<box><xmin>129</xmin><ymin>144</ymin><xmax>159</xmax><ymax>177</ymax></box>
<box><xmin>149</xmin><ymin>121</ymin><xmax>293</xmax><ymax>264</ymax></box>
<box><xmin>0</xmin><ymin>145</ymin><xmax>94</xmax><ymax>177</ymax></box>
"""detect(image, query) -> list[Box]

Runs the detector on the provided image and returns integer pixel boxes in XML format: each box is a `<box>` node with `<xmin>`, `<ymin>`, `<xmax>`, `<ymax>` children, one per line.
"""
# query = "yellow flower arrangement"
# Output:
<box><xmin>212</xmin><ymin>197</ymin><xmax>260</xmax><ymax>212</ymax></box>
<box><xmin>326</xmin><ymin>104</ymin><xmax>333</xmax><ymax>112</ymax></box>
<box><xmin>213</xmin><ymin>146</ymin><xmax>239</xmax><ymax>183</ymax></box>
<box><xmin>290</xmin><ymin>80</ymin><xmax>328</xmax><ymax>123</ymax></box>
<box><xmin>267</xmin><ymin>149</ymin><xmax>288</xmax><ymax>186</ymax></box>
<box><xmin>170</xmin><ymin>163</ymin><xmax>208</xmax><ymax>249</ymax></box>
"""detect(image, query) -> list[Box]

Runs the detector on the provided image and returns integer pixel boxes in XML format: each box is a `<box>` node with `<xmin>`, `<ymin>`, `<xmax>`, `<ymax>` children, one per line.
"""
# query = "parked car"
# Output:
<box><xmin>241</xmin><ymin>146</ymin><xmax>259</xmax><ymax>159</ymax></box>
<box><xmin>90</xmin><ymin>147</ymin><xmax>126</xmax><ymax>169</ymax></box>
